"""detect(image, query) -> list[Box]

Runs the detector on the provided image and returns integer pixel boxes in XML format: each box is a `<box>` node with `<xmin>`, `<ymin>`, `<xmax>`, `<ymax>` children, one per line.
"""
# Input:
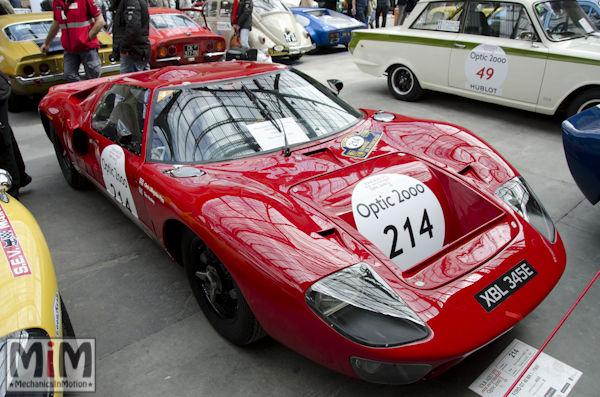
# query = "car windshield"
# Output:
<box><xmin>150</xmin><ymin>13</ymin><xmax>199</xmax><ymax>29</ymax></box>
<box><xmin>3</xmin><ymin>20</ymin><xmax>55</xmax><ymax>42</ymax></box>
<box><xmin>534</xmin><ymin>0</ymin><xmax>598</xmax><ymax>40</ymax></box>
<box><xmin>254</xmin><ymin>0</ymin><xmax>288</xmax><ymax>15</ymax></box>
<box><xmin>148</xmin><ymin>68</ymin><xmax>362</xmax><ymax>163</ymax></box>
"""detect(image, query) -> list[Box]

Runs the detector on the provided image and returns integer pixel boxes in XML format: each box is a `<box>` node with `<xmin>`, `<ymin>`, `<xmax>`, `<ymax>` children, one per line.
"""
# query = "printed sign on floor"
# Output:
<box><xmin>469</xmin><ymin>339</ymin><xmax>582</xmax><ymax>397</ymax></box>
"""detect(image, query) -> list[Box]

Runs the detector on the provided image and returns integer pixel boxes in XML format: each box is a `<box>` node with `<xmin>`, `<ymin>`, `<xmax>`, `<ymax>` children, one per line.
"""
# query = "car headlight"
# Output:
<box><xmin>0</xmin><ymin>329</ymin><xmax>52</xmax><ymax>397</ymax></box>
<box><xmin>306</xmin><ymin>263</ymin><xmax>430</xmax><ymax>347</ymax></box>
<box><xmin>495</xmin><ymin>176</ymin><xmax>556</xmax><ymax>243</ymax></box>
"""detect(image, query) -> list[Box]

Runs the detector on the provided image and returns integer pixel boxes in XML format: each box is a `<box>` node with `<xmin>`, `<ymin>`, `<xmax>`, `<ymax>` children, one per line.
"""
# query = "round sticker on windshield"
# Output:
<box><xmin>352</xmin><ymin>174</ymin><xmax>445</xmax><ymax>271</ymax></box>
<box><xmin>101</xmin><ymin>145</ymin><xmax>138</xmax><ymax>218</ymax></box>
<box><xmin>464</xmin><ymin>44</ymin><xmax>508</xmax><ymax>96</ymax></box>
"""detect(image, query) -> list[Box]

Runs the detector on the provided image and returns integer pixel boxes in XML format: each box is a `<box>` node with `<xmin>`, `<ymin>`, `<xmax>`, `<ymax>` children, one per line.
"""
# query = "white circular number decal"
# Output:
<box><xmin>101</xmin><ymin>145</ymin><xmax>138</xmax><ymax>218</ymax></box>
<box><xmin>465</xmin><ymin>44</ymin><xmax>508</xmax><ymax>96</ymax></box>
<box><xmin>352</xmin><ymin>174</ymin><xmax>445</xmax><ymax>271</ymax></box>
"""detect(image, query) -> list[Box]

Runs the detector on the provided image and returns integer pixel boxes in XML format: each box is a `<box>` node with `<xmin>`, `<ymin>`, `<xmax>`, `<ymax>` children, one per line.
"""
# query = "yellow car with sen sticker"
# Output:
<box><xmin>0</xmin><ymin>170</ymin><xmax>73</xmax><ymax>396</ymax></box>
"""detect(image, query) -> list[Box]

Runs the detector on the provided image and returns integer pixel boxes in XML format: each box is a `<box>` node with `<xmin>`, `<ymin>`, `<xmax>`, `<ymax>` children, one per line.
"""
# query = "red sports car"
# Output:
<box><xmin>148</xmin><ymin>8</ymin><xmax>226</xmax><ymax>68</ymax></box>
<box><xmin>38</xmin><ymin>62</ymin><xmax>565</xmax><ymax>384</ymax></box>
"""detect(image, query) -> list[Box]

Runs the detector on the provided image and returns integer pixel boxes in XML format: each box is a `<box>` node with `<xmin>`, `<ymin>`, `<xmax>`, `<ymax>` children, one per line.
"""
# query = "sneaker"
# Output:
<box><xmin>369</xmin><ymin>20</ymin><xmax>374</xmax><ymax>28</ymax></box>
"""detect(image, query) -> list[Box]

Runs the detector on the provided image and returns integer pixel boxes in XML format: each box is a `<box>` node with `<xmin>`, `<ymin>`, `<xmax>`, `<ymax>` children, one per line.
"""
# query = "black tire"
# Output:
<box><xmin>181</xmin><ymin>229</ymin><xmax>266</xmax><ymax>345</ymax></box>
<box><xmin>61</xmin><ymin>298</ymin><xmax>76</xmax><ymax>337</ymax></box>
<box><xmin>567</xmin><ymin>89</ymin><xmax>600</xmax><ymax>117</ymax></box>
<box><xmin>50</xmin><ymin>122</ymin><xmax>88</xmax><ymax>188</ymax></box>
<box><xmin>387</xmin><ymin>64</ymin><xmax>423</xmax><ymax>101</ymax></box>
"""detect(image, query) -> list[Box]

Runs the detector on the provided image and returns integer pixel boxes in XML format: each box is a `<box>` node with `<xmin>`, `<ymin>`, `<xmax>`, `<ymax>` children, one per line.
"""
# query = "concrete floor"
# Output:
<box><xmin>10</xmin><ymin>48</ymin><xmax>600</xmax><ymax>397</ymax></box>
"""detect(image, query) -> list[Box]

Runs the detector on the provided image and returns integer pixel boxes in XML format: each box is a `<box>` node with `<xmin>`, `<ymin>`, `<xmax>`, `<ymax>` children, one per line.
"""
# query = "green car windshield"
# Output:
<box><xmin>148</xmin><ymin>68</ymin><xmax>362</xmax><ymax>163</ymax></box>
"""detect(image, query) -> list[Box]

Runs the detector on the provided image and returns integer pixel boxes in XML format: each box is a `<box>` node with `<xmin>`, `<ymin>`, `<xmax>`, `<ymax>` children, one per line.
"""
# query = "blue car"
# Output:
<box><xmin>578</xmin><ymin>0</ymin><xmax>600</xmax><ymax>30</ymax></box>
<box><xmin>562</xmin><ymin>105</ymin><xmax>600</xmax><ymax>204</ymax></box>
<box><xmin>292</xmin><ymin>7</ymin><xmax>366</xmax><ymax>49</ymax></box>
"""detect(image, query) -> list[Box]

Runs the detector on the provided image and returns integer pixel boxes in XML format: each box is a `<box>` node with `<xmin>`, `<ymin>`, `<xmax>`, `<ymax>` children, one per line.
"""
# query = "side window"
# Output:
<box><xmin>411</xmin><ymin>2</ymin><xmax>465</xmax><ymax>32</ymax></box>
<box><xmin>204</xmin><ymin>1</ymin><xmax>219</xmax><ymax>17</ymax></box>
<box><xmin>464</xmin><ymin>2</ymin><xmax>538</xmax><ymax>40</ymax></box>
<box><xmin>91</xmin><ymin>84</ymin><xmax>149</xmax><ymax>156</ymax></box>
<box><xmin>220</xmin><ymin>1</ymin><xmax>233</xmax><ymax>17</ymax></box>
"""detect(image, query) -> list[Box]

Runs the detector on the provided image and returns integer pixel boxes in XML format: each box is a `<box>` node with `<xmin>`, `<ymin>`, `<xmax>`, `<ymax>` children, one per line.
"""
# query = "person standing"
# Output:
<box><xmin>0</xmin><ymin>71</ymin><xmax>31</xmax><ymax>199</ymax></box>
<box><xmin>351</xmin><ymin>0</ymin><xmax>368</xmax><ymax>23</ymax></box>
<box><xmin>111</xmin><ymin>0</ymin><xmax>151</xmax><ymax>73</ymax></box>
<box><xmin>375</xmin><ymin>0</ymin><xmax>389</xmax><ymax>27</ymax></box>
<box><xmin>40</xmin><ymin>0</ymin><xmax>105</xmax><ymax>82</ymax></box>
<box><xmin>231</xmin><ymin>0</ymin><xmax>252</xmax><ymax>49</ymax></box>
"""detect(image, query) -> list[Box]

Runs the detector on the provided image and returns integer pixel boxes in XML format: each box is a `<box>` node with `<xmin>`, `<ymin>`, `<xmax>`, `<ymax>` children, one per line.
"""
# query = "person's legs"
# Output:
<box><xmin>381</xmin><ymin>6</ymin><xmax>389</xmax><ymax>26</ymax></box>
<box><xmin>240</xmin><ymin>28</ymin><xmax>250</xmax><ymax>48</ymax></box>
<box><xmin>356</xmin><ymin>6</ymin><xmax>367</xmax><ymax>23</ymax></box>
<box><xmin>120</xmin><ymin>54</ymin><xmax>133</xmax><ymax>74</ymax></box>
<box><xmin>62</xmin><ymin>51</ymin><xmax>83</xmax><ymax>82</ymax></box>
<box><xmin>81</xmin><ymin>48</ymin><xmax>102</xmax><ymax>80</ymax></box>
<box><xmin>0</xmin><ymin>99</ymin><xmax>20</xmax><ymax>197</ymax></box>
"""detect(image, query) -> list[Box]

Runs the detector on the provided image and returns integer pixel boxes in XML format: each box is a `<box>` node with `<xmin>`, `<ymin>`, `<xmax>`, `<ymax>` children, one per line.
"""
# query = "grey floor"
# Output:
<box><xmin>11</xmin><ymin>47</ymin><xmax>599</xmax><ymax>396</ymax></box>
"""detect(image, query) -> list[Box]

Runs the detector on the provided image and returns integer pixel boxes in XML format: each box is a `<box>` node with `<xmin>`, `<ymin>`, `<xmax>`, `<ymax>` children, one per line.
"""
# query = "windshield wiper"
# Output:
<box><xmin>242</xmin><ymin>84</ymin><xmax>290</xmax><ymax>157</ymax></box>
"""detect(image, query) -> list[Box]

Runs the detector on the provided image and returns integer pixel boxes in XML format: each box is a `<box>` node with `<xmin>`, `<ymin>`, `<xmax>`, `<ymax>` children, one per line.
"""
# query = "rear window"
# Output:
<box><xmin>3</xmin><ymin>20</ymin><xmax>54</xmax><ymax>42</ymax></box>
<box><xmin>150</xmin><ymin>13</ymin><xmax>199</xmax><ymax>30</ymax></box>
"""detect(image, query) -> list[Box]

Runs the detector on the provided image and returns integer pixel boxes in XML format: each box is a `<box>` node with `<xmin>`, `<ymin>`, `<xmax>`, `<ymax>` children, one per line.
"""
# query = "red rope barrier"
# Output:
<box><xmin>502</xmin><ymin>269</ymin><xmax>600</xmax><ymax>397</ymax></box>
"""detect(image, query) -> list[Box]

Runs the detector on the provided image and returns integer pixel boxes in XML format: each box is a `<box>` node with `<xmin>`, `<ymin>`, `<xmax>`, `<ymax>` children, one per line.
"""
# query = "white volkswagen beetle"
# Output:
<box><xmin>350</xmin><ymin>0</ymin><xmax>600</xmax><ymax>116</ymax></box>
<box><xmin>201</xmin><ymin>0</ymin><xmax>315</xmax><ymax>58</ymax></box>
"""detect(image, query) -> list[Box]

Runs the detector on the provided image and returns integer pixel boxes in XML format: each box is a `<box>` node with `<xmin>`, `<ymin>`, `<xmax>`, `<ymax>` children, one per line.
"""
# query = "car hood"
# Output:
<box><xmin>254</xmin><ymin>11</ymin><xmax>306</xmax><ymax>44</ymax></box>
<box><xmin>0</xmin><ymin>198</ymin><xmax>60</xmax><ymax>338</ymax></box>
<box><xmin>193</xmin><ymin>114</ymin><xmax>519</xmax><ymax>289</ymax></box>
<box><xmin>312</xmin><ymin>13</ymin><xmax>364</xmax><ymax>29</ymax></box>
<box><xmin>151</xmin><ymin>26</ymin><xmax>212</xmax><ymax>41</ymax></box>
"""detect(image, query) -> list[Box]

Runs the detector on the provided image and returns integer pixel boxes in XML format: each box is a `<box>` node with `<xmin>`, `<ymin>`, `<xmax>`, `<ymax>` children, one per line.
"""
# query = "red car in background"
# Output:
<box><xmin>148</xmin><ymin>8</ymin><xmax>225</xmax><ymax>68</ymax></box>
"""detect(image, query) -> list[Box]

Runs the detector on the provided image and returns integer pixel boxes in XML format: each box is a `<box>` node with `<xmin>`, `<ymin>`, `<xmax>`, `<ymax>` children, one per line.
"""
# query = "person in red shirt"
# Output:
<box><xmin>40</xmin><ymin>0</ymin><xmax>106</xmax><ymax>82</ymax></box>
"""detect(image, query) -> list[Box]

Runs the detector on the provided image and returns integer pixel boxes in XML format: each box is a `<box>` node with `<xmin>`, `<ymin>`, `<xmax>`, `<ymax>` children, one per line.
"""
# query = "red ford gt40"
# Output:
<box><xmin>148</xmin><ymin>8</ymin><xmax>226</xmax><ymax>68</ymax></box>
<box><xmin>38</xmin><ymin>62</ymin><xmax>565</xmax><ymax>384</ymax></box>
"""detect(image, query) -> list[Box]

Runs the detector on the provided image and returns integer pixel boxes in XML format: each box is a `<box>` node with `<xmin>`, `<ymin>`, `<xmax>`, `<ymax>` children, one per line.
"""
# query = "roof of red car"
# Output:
<box><xmin>49</xmin><ymin>62</ymin><xmax>289</xmax><ymax>94</ymax></box>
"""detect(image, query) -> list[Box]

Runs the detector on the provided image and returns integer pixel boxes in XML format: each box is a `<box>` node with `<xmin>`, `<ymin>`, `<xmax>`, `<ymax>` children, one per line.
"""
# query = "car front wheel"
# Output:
<box><xmin>50</xmin><ymin>122</ymin><xmax>88</xmax><ymax>188</ymax></box>
<box><xmin>181</xmin><ymin>229</ymin><xmax>266</xmax><ymax>345</ymax></box>
<box><xmin>568</xmin><ymin>89</ymin><xmax>600</xmax><ymax>117</ymax></box>
<box><xmin>387</xmin><ymin>64</ymin><xmax>423</xmax><ymax>101</ymax></box>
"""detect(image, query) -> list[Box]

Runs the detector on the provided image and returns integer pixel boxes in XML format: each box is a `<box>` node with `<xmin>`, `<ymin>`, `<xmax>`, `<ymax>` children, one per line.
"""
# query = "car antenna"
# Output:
<box><xmin>242</xmin><ymin>84</ymin><xmax>290</xmax><ymax>157</ymax></box>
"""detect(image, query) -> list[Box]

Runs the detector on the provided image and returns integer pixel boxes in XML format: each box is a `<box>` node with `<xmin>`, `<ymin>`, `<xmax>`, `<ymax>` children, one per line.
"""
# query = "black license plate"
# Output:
<box><xmin>184</xmin><ymin>44</ymin><xmax>199</xmax><ymax>57</ymax></box>
<box><xmin>475</xmin><ymin>260</ymin><xmax>538</xmax><ymax>312</ymax></box>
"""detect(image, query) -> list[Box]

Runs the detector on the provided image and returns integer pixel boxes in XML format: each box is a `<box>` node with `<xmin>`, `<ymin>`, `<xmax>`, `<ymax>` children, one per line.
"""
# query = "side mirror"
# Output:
<box><xmin>0</xmin><ymin>169</ymin><xmax>13</xmax><ymax>203</ymax></box>
<box><xmin>519</xmin><ymin>31</ymin><xmax>534</xmax><ymax>41</ymax></box>
<box><xmin>327</xmin><ymin>79</ymin><xmax>343</xmax><ymax>96</ymax></box>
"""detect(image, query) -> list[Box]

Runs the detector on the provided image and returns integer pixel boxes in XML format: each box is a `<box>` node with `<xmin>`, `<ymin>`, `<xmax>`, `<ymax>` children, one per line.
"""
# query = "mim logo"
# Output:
<box><xmin>4</xmin><ymin>338</ymin><xmax>95</xmax><ymax>393</ymax></box>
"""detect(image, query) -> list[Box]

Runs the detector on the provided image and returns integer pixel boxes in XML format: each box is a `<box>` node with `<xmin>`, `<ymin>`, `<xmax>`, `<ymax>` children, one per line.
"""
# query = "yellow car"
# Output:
<box><xmin>0</xmin><ymin>169</ymin><xmax>73</xmax><ymax>396</ymax></box>
<box><xmin>0</xmin><ymin>12</ymin><xmax>119</xmax><ymax>112</ymax></box>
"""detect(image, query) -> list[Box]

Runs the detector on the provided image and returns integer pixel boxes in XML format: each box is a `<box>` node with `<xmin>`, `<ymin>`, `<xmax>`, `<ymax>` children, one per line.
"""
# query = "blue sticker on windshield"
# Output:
<box><xmin>341</xmin><ymin>130</ymin><xmax>383</xmax><ymax>159</ymax></box>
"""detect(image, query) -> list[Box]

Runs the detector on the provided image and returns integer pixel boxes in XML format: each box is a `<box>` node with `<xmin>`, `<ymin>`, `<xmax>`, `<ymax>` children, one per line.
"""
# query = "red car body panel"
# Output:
<box><xmin>148</xmin><ymin>8</ymin><xmax>226</xmax><ymax>68</ymax></box>
<box><xmin>38</xmin><ymin>62</ymin><xmax>566</xmax><ymax>382</ymax></box>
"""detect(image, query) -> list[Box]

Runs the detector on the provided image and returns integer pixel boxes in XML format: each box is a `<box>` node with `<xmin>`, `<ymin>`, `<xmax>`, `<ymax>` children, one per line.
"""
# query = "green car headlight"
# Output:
<box><xmin>306</xmin><ymin>263</ymin><xmax>430</xmax><ymax>347</ymax></box>
<box><xmin>495</xmin><ymin>176</ymin><xmax>556</xmax><ymax>243</ymax></box>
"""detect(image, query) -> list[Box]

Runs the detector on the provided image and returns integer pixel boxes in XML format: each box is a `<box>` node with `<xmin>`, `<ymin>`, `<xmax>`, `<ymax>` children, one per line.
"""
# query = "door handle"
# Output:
<box><xmin>453</xmin><ymin>43</ymin><xmax>466</xmax><ymax>48</ymax></box>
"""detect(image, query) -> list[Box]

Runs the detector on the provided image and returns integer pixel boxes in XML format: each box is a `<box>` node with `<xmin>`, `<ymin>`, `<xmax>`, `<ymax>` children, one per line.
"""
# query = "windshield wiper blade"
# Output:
<box><xmin>242</xmin><ymin>85</ymin><xmax>290</xmax><ymax>157</ymax></box>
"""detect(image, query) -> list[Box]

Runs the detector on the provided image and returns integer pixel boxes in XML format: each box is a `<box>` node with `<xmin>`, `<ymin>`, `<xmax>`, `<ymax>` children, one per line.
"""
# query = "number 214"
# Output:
<box><xmin>384</xmin><ymin>209</ymin><xmax>433</xmax><ymax>259</ymax></box>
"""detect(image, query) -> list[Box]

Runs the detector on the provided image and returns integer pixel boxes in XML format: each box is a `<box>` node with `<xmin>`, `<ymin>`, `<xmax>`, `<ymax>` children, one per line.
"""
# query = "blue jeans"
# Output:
<box><xmin>240</xmin><ymin>28</ymin><xmax>250</xmax><ymax>49</ymax></box>
<box><xmin>120</xmin><ymin>55</ymin><xmax>150</xmax><ymax>74</ymax></box>
<box><xmin>63</xmin><ymin>49</ymin><xmax>102</xmax><ymax>82</ymax></box>
<box><xmin>355</xmin><ymin>6</ymin><xmax>368</xmax><ymax>23</ymax></box>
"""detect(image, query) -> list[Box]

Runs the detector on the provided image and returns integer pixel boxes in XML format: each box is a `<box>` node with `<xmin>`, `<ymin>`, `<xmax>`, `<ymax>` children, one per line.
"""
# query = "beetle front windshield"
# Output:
<box><xmin>254</xmin><ymin>0</ymin><xmax>288</xmax><ymax>14</ymax></box>
<box><xmin>534</xmin><ymin>0</ymin><xmax>598</xmax><ymax>40</ymax></box>
<box><xmin>148</xmin><ymin>69</ymin><xmax>362</xmax><ymax>163</ymax></box>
